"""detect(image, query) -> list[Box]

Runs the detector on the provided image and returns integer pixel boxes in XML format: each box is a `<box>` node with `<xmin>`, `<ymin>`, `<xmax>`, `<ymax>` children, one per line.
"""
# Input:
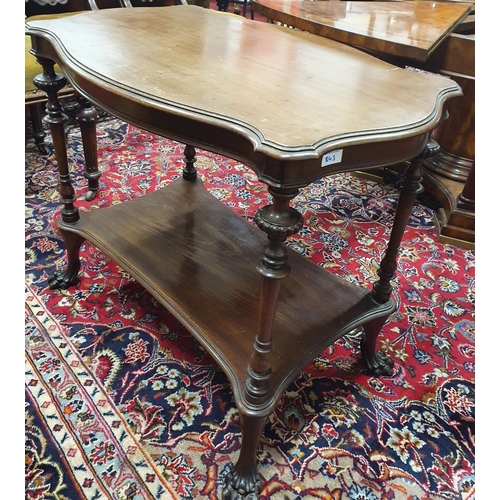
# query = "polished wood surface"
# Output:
<box><xmin>26</xmin><ymin>6</ymin><xmax>461</xmax><ymax>497</ymax></box>
<box><xmin>250</xmin><ymin>0</ymin><xmax>475</xmax><ymax>248</ymax></box>
<box><xmin>26</xmin><ymin>6</ymin><xmax>460</xmax><ymax>186</ymax></box>
<box><xmin>251</xmin><ymin>0</ymin><xmax>473</xmax><ymax>62</ymax></box>
<box><xmin>58</xmin><ymin>177</ymin><xmax>394</xmax><ymax>410</ymax></box>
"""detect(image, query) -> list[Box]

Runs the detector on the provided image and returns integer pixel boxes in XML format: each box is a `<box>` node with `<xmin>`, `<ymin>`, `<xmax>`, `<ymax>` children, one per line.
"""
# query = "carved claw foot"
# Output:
<box><xmin>47</xmin><ymin>268</ymin><xmax>80</xmax><ymax>290</ymax></box>
<box><xmin>362</xmin><ymin>350</ymin><xmax>394</xmax><ymax>377</ymax></box>
<box><xmin>222</xmin><ymin>466</ymin><xmax>262</xmax><ymax>500</ymax></box>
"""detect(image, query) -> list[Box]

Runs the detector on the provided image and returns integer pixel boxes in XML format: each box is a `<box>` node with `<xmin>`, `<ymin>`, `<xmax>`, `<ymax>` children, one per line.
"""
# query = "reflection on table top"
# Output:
<box><xmin>251</xmin><ymin>0</ymin><xmax>473</xmax><ymax>61</ymax></box>
<box><xmin>26</xmin><ymin>5</ymin><xmax>461</xmax><ymax>177</ymax></box>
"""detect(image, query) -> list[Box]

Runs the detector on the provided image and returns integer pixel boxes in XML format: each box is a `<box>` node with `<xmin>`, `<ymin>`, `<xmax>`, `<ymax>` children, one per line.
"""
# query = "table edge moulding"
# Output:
<box><xmin>26</xmin><ymin>6</ymin><xmax>462</xmax><ymax>499</ymax></box>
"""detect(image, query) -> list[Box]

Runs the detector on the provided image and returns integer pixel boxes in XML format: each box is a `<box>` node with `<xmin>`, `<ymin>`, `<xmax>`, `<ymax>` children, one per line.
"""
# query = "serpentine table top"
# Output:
<box><xmin>26</xmin><ymin>5</ymin><xmax>461</xmax><ymax>497</ymax></box>
<box><xmin>26</xmin><ymin>5</ymin><xmax>461</xmax><ymax>178</ymax></box>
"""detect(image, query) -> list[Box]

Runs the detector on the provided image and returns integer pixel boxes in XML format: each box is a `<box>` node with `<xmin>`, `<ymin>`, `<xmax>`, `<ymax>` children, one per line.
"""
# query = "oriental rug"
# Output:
<box><xmin>25</xmin><ymin>118</ymin><xmax>475</xmax><ymax>499</ymax></box>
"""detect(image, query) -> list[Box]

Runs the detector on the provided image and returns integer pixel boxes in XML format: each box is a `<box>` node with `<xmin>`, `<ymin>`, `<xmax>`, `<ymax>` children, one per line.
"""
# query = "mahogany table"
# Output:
<box><xmin>26</xmin><ymin>6</ymin><xmax>461</xmax><ymax>498</ymax></box>
<box><xmin>251</xmin><ymin>0</ymin><xmax>476</xmax><ymax>249</ymax></box>
<box><xmin>251</xmin><ymin>0</ymin><xmax>473</xmax><ymax>62</ymax></box>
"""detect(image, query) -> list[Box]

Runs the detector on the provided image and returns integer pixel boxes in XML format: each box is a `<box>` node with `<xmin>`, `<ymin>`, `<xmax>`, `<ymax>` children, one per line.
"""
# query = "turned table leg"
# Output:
<box><xmin>33</xmin><ymin>56</ymin><xmax>84</xmax><ymax>290</ymax></box>
<box><xmin>33</xmin><ymin>57</ymin><xmax>78</xmax><ymax>225</ymax></box>
<box><xmin>76</xmin><ymin>95</ymin><xmax>101</xmax><ymax>201</ymax></box>
<box><xmin>223</xmin><ymin>187</ymin><xmax>303</xmax><ymax>499</ymax></box>
<box><xmin>362</xmin><ymin>141</ymin><xmax>440</xmax><ymax>374</ymax></box>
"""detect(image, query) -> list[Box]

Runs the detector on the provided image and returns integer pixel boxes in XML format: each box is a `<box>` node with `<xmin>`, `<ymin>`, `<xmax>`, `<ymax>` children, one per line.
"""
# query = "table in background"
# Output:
<box><xmin>25</xmin><ymin>0</ymin><xmax>178</xmax><ymax>17</ymax></box>
<box><xmin>26</xmin><ymin>6</ymin><xmax>461</xmax><ymax>497</ymax></box>
<box><xmin>252</xmin><ymin>0</ymin><xmax>475</xmax><ymax>249</ymax></box>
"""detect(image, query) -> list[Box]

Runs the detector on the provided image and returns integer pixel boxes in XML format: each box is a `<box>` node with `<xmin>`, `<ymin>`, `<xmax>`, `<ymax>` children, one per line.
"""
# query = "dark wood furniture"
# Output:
<box><xmin>26</xmin><ymin>6</ymin><xmax>461</xmax><ymax>498</ymax></box>
<box><xmin>25</xmin><ymin>0</ymin><xmax>181</xmax><ymax>156</ymax></box>
<box><xmin>215</xmin><ymin>0</ymin><xmax>243</xmax><ymax>15</ymax></box>
<box><xmin>251</xmin><ymin>0</ymin><xmax>475</xmax><ymax>249</ymax></box>
<box><xmin>415</xmin><ymin>28</ymin><xmax>475</xmax><ymax>248</ymax></box>
<box><xmin>25</xmin><ymin>2</ymin><xmax>87</xmax><ymax>154</ymax></box>
<box><xmin>251</xmin><ymin>0</ymin><xmax>473</xmax><ymax>61</ymax></box>
<box><xmin>25</xmin><ymin>0</ymin><xmax>176</xmax><ymax>18</ymax></box>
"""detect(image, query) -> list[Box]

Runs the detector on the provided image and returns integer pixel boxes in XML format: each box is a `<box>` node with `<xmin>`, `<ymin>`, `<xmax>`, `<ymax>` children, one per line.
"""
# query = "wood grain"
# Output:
<box><xmin>251</xmin><ymin>0</ymin><xmax>473</xmax><ymax>61</ymax></box>
<box><xmin>59</xmin><ymin>177</ymin><xmax>394</xmax><ymax>414</ymax></box>
<box><xmin>26</xmin><ymin>5</ymin><xmax>461</xmax><ymax>179</ymax></box>
<box><xmin>26</xmin><ymin>6</ymin><xmax>465</xmax><ymax>491</ymax></box>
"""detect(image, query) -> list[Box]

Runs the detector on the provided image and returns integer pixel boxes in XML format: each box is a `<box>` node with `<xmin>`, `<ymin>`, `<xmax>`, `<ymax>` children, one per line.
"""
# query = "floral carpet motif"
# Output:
<box><xmin>25</xmin><ymin>119</ymin><xmax>475</xmax><ymax>499</ymax></box>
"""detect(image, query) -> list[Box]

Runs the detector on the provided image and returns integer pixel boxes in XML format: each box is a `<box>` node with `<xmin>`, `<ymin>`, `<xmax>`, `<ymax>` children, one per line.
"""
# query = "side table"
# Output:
<box><xmin>26</xmin><ymin>6</ymin><xmax>461</xmax><ymax>498</ymax></box>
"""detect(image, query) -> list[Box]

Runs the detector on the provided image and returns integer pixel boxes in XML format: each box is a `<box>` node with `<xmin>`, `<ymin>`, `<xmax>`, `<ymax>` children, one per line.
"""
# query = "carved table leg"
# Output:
<box><xmin>223</xmin><ymin>187</ymin><xmax>303</xmax><ymax>499</ymax></box>
<box><xmin>76</xmin><ymin>95</ymin><xmax>101</xmax><ymax>201</ymax></box>
<box><xmin>360</xmin><ymin>314</ymin><xmax>394</xmax><ymax>377</ymax></box>
<box><xmin>33</xmin><ymin>56</ymin><xmax>82</xmax><ymax>290</ymax></box>
<box><xmin>222</xmin><ymin>414</ymin><xmax>267</xmax><ymax>500</ymax></box>
<box><xmin>47</xmin><ymin>230</ymin><xmax>85</xmax><ymax>290</ymax></box>
<box><xmin>33</xmin><ymin>57</ymin><xmax>77</xmax><ymax>225</ymax></box>
<box><xmin>364</xmin><ymin>141</ymin><xmax>440</xmax><ymax>374</ymax></box>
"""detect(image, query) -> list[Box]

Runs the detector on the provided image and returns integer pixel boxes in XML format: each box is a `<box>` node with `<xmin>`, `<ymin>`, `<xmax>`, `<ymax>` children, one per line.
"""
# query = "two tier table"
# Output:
<box><xmin>26</xmin><ymin>6</ymin><xmax>461</xmax><ymax>498</ymax></box>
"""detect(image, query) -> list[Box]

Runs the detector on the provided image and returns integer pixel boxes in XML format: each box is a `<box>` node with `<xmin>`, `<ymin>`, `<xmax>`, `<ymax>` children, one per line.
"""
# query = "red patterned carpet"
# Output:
<box><xmin>25</xmin><ymin>118</ymin><xmax>475</xmax><ymax>499</ymax></box>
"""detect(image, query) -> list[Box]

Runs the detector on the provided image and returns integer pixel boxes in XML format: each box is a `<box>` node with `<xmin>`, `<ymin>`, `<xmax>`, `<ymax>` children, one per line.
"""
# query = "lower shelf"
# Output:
<box><xmin>59</xmin><ymin>177</ymin><xmax>394</xmax><ymax>413</ymax></box>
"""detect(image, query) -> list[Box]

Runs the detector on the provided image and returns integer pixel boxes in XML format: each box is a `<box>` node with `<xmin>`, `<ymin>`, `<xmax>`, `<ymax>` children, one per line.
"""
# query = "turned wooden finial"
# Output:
<box><xmin>182</xmin><ymin>144</ymin><xmax>197</xmax><ymax>181</ymax></box>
